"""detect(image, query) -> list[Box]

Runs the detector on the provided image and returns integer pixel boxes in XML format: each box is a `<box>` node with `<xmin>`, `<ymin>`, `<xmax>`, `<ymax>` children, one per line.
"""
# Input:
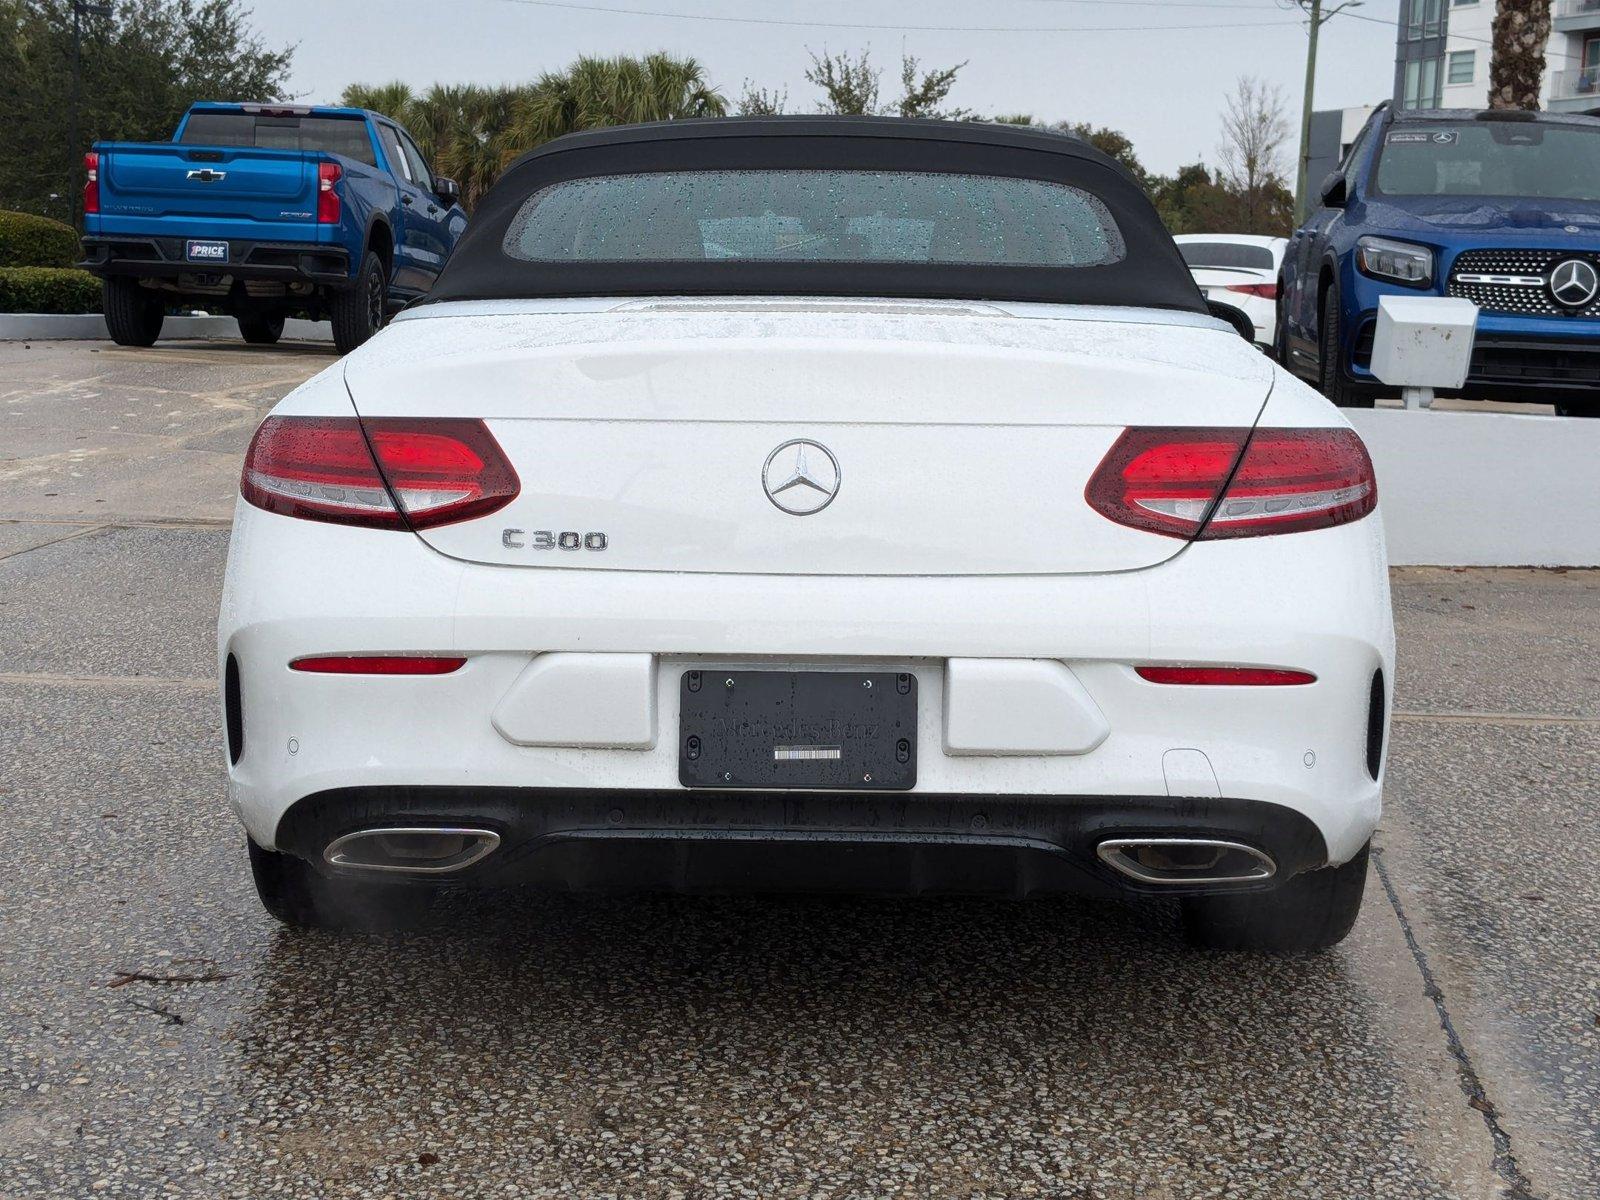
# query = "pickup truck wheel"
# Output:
<box><xmin>102</xmin><ymin>277</ymin><xmax>164</xmax><ymax>347</ymax></box>
<box><xmin>238</xmin><ymin>313</ymin><xmax>285</xmax><ymax>345</ymax></box>
<box><xmin>247</xmin><ymin>837</ymin><xmax>435</xmax><ymax>932</ymax></box>
<box><xmin>330</xmin><ymin>250</ymin><xmax>387</xmax><ymax>355</ymax></box>
<box><xmin>1318</xmin><ymin>287</ymin><xmax>1377</xmax><ymax>408</ymax></box>
<box><xmin>1181</xmin><ymin>841</ymin><xmax>1369</xmax><ymax>954</ymax></box>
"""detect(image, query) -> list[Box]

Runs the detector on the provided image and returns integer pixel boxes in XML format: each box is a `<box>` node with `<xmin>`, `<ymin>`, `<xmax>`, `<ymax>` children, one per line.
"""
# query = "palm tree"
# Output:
<box><xmin>497</xmin><ymin>53</ymin><xmax>726</xmax><ymax>165</ymax></box>
<box><xmin>1489</xmin><ymin>0</ymin><xmax>1553</xmax><ymax>109</ymax></box>
<box><xmin>435</xmin><ymin>85</ymin><xmax>522</xmax><ymax>209</ymax></box>
<box><xmin>338</xmin><ymin>81</ymin><xmax>417</xmax><ymax>125</ymax></box>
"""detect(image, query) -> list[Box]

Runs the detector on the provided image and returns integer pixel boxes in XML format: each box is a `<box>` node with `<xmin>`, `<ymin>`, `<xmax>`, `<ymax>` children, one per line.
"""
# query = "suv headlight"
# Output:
<box><xmin>1356</xmin><ymin>236</ymin><xmax>1434</xmax><ymax>286</ymax></box>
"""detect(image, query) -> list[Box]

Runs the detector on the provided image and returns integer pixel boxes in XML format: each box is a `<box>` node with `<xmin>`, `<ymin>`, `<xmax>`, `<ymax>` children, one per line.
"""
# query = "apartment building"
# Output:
<box><xmin>1398</xmin><ymin>0</ymin><xmax>1600</xmax><ymax>112</ymax></box>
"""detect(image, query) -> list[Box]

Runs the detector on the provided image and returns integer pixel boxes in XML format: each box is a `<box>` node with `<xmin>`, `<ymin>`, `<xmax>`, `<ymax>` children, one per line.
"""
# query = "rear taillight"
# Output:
<box><xmin>241</xmin><ymin>416</ymin><xmax>519</xmax><ymax>530</ymax></box>
<box><xmin>317</xmin><ymin>160</ymin><xmax>342</xmax><ymax>224</ymax></box>
<box><xmin>1085</xmin><ymin>427</ymin><xmax>1376</xmax><ymax>540</ymax></box>
<box><xmin>1224</xmin><ymin>282</ymin><xmax>1277</xmax><ymax>299</ymax></box>
<box><xmin>83</xmin><ymin>151</ymin><xmax>99</xmax><ymax>215</ymax></box>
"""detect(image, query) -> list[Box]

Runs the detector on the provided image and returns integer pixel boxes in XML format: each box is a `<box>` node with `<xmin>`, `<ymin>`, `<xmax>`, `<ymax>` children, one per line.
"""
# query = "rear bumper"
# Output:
<box><xmin>79</xmin><ymin>236</ymin><xmax>351</xmax><ymax>287</ymax></box>
<box><xmin>219</xmin><ymin>504</ymin><xmax>1395</xmax><ymax>873</ymax></box>
<box><xmin>275</xmin><ymin>786</ymin><xmax>1329</xmax><ymax>898</ymax></box>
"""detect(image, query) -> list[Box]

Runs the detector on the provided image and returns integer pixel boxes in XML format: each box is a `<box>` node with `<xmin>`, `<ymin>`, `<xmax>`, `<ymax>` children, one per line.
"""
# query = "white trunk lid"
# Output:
<box><xmin>343</xmin><ymin>300</ymin><xmax>1273</xmax><ymax>576</ymax></box>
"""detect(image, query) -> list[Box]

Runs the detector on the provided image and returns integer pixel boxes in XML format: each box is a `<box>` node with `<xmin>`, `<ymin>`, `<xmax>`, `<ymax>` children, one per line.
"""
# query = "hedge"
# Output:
<box><xmin>0</xmin><ymin>267</ymin><xmax>102</xmax><ymax>314</ymax></box>
<box><xmin>0</xmin><ymin>210</ymin><xmax>80</xmax><ymax>269</ymax></box>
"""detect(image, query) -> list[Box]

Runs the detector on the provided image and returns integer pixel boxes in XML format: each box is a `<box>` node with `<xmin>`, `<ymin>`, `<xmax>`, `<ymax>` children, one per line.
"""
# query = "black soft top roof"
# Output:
<box><xmin>423</xmin><ymin>116</ymin><xmax>1206</xmax><ymax>314</ymax></box>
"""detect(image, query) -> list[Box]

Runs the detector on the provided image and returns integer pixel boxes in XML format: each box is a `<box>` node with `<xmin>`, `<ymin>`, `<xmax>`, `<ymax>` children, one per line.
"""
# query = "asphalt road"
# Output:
<box><xmin>1</xmin><ymin>339</ymin><xmax>1596</xmax><ymax>1200</ymax></box>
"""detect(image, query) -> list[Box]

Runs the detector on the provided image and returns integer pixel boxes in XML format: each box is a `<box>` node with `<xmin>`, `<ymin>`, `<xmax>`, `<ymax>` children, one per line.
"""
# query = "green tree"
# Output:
<box><xmin>497</xmin><ymin>53</ymin><xmax>726</xmax><ymax>163</ymax></box>
<box><xmin>803</xmin><ymin>49</ymin><xmax>969</xmax><ymax>119</ymax></box>
<box><xmin>0</xmin><ymin>0</ymin><xmax>293</xmax><ymax>218</ymax></box>
<box><xmin>1052</xmin><ymin>122</ymin><xmax>1150</xmax><ymax>189</ymax></box>
<box><xmin>736</xmin><ymin>79</ymin><xmax>787</xmax><ymax>116</ymax></box>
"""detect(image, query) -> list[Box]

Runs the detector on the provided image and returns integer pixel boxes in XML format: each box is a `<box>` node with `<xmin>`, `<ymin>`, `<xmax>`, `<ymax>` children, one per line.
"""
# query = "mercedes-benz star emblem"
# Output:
<box><xmin>1549</xmin><ymin>258</ymin><xmax>1599</xmax><ymax>309</ymax></box>
<box><xmin>762</xmin><ymin>439</ymin><xmax>841</xmax><ymax>515</ymax></box>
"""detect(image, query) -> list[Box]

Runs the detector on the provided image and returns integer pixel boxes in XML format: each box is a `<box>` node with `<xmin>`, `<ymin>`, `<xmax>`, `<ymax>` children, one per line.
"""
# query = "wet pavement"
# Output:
<box><xmin>2</xmin><ymin>341</ymin><xmax>1597</xmax><ymax>1199</ymax></box>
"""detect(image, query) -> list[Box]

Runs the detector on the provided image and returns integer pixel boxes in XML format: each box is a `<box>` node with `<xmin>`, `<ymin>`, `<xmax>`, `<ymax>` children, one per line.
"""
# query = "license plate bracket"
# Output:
<box><xmin>679</xmin><ymin>670</ymin><xmax>917</xmax><ymax>790</ymax></box>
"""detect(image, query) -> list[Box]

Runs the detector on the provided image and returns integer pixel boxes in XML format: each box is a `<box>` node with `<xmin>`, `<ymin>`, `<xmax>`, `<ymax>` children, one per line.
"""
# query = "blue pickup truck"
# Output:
<box><xmin>1280</xmin><ymin>104</ymin><xmax>1600</xmax><ymax>417</ymax></box>
<box><xmin>80</xmin><ymin>102</ymin><xmax>467</xmax><ymax>353</ymax></box>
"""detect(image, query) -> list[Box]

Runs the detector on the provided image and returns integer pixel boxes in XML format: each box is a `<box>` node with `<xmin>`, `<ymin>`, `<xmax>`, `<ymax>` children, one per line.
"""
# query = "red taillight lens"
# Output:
<box><xmin>1085</xmin><ymin>427</ymin><xmax>1376</xmax><ymax>540</ymax></box>
<box><xmin>83</xmin><ymin>151</ymin><xmax>99</xmax><ymax>215</ymax></box>
<box><xmin>291</xmin><ymin>655</ymin><xmax>466</xmax><ymax>675</ymax></box>
<box><xmin>1137</xmin><ymin>666</ymin><xmax>1316</xmax><ymax>686</ymax></box>
<box><xmin>317</xmin><ymin>160</ymin><xmax>342</xmax><ymax>224</ymax></box>
<box><xmin>1224</xmin><ymin>282</ymin><xmax>1277</xmax><ymax>299</ymax></box>
<box><xmin>241</xmin><ymin>416</ymin><xmax>519</xmax><ymax>530</ymax></box>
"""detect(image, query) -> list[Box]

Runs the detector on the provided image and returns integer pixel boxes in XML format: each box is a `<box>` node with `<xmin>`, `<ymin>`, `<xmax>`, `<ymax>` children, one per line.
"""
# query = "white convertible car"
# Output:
<box><xmin>219</xmin><ymin>118</ymin><xmax>1393</xmax><ymax>951</ymax></box>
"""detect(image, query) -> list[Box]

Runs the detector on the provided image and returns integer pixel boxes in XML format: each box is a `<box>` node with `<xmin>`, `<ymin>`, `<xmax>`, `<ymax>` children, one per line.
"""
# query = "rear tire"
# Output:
<box><xmin>248</xmin><ymin>837</ymin><xmax>435</xmax><ymax>932</ymax></box>
<box><xmin>238</xmin><ymin>313</ymin><xmax>285</xmax><ymax>345</ymax></box>
<box><xmin>1553</xmin><ymin>399</ymin><xmax>1599</xmax><ymax>417</ymax></box>
<box><xmin>1318</xmin><ymin>287</ymin><xmax>1378</xmax><ymax>408</ymax></box>
<box><xmin>330</xmin><ymin>250</ymin><xmax>386</xmax><ymax>355</ymax></box>
<box><xmin>102</xmin><ymin>277</ymin><xmax>164</xmax><ymax>347</ymax></box>
<box><xmin>1181</xmin><ymin>841</ymin><xmax>1370</xmax><ymax>954</ymax></box>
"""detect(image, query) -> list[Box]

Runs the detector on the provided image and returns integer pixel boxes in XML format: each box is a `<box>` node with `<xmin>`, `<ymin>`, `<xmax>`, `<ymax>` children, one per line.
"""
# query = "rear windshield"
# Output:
<box><xmin>502</xmin><ymin>170</ymin><xmax>1126</xmax><ymax>268</ymax></box>
<box><xmin>1177</xmin><ymin>242</ymin><xmax>1274</xmax><ymax>269</ymax></box>
<box><xmin>179</xmin><ymin>112</ymin><xmax>376</xmax><ymax>166</ymax></box>
<box><xmin>1375</xmin><ymin>121</ymin><xmax>1600</xmax><ymax>201</ymax></box>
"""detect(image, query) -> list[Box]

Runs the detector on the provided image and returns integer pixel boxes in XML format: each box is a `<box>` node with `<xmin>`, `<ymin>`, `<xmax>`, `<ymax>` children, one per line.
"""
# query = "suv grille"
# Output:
<box><xmin>1447</xmin><ymin>248</ymin><xmax>1600</xmax><ymax>318</ymax></box>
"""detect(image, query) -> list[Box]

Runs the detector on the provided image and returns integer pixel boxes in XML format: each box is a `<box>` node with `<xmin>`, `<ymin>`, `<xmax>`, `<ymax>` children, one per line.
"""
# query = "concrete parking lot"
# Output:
<box><xmin>1</xmin><ymin>339</ymin><xmax>1596</xmax><ymax>1199</ymax></box>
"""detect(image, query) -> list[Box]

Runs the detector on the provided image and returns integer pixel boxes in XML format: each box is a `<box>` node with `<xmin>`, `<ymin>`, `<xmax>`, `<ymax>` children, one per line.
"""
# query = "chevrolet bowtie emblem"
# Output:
<box><xmin>762</xmin><ymin>439</ymin><xmax>841</xmax><ymax>515</ymax></box>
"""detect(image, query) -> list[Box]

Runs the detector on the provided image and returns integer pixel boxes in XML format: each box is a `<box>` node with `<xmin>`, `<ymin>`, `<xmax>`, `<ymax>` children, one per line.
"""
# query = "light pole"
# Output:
<box><xmin>69</xmin><ymin>0</ymin><xmax>114</xmax><ymax>226</ymax></box>
<box><xmin>1291</xmin><ymin>0</ymin><xmax>1362</xmax><ymax>225</ymax></box>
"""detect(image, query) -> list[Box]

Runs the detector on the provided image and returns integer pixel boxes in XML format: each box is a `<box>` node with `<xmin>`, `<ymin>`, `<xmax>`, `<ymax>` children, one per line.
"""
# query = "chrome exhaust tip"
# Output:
<box><xmin>1095</xmin><ymin>837</ymin><xmax>1275</xmax><ymax>886</ymax></box>
<box><xmin>323</xmin><ymin>827</ymin><xmax>500</xmax><ymax>875</ymax></box>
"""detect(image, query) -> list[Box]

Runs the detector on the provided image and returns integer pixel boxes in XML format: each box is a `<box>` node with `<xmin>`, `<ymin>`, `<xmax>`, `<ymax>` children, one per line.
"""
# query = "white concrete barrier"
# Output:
<box><xmin>0</xmin><ymin>313</ymin><xmax>331</xmax><ymax>342</ymax></box>
<box><xmin>1347</xmin><ymin>408</ymin><xmax>1600</xmax><ymax>567</ymax></box>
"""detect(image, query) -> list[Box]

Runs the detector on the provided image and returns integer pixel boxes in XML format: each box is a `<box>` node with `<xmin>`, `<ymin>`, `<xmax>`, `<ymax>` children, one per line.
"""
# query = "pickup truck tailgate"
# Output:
<box><xmin>99</xmin><ymin>144</ymin><xmax>317</xmax><ymax>222</ymax></box>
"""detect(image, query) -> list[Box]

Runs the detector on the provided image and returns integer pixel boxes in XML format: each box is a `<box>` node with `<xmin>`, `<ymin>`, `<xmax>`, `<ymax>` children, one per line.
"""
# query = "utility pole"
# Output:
<box><xmin>1292</xmin><ymin>0</ymin><xmax>1362</xmax><ymax>224</ymax></box>
<box><xmin>69</xmin><ymin>1</ymin><xmax>113</xmax><ymax>227</ymax></box>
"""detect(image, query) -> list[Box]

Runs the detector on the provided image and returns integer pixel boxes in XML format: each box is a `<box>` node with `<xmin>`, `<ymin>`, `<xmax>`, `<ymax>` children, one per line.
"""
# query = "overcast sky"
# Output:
<box><xmin>245</xmin><ymin>0</ymin><xmax>1400</xmax><ymax>176</ymax></box>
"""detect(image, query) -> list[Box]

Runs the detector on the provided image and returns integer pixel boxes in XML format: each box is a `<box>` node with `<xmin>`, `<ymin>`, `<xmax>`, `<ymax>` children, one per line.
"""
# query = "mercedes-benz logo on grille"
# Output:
<box><xmin>762</xmin><ymin>439</ymin><xmax>840</xmax><ymax>515</ymax></box>
<box><xmin>1549</xmin><ymin>258</ymin><xmax>1599</xmax><ymax>309</ymax></box>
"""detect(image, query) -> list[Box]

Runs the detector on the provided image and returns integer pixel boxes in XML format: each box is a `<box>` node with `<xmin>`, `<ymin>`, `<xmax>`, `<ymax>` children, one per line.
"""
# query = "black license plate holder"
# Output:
<box><xmin>679</xmin><ymin>670</ymin><xmax>917</xmax><ymax>790</ymax></box>
<box><xmin>185</xmin><ymin>239</ymin><xmax>229</xmax><ymax>263</ymax></box>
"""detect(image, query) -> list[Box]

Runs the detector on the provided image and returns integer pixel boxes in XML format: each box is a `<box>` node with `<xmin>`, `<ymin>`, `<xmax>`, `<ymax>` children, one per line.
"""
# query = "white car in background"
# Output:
<box><xmin>219</xmin><ymin>119</ymin><xmax>1392</xmax><ymax>953</ymax></box>
<box><xmin>1175</xmin><ymin>233</ymin><xmax>1288</xmax><ymax>350</ymax></box>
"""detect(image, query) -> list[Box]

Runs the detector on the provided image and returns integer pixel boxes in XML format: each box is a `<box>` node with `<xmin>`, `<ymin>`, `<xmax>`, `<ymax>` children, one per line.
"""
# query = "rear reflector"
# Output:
<box><xmin>291</xmin><ymin>655</ymin><xmax>467</xmax><ymax>675</ymax></box>
<box><xmin>1085</xmin><ymin>427</ymin><xmax>1376</xmax><ymax>539</ymax></box>
<box><xmin>241</xmin><ymin>416</ymin><xmax>519</xmax><ymax>530</ymax></box>
<box><xmin>1136</xmin><ymin>666</ymin><xmax>1316</xmax><ymax>686</ymax></box>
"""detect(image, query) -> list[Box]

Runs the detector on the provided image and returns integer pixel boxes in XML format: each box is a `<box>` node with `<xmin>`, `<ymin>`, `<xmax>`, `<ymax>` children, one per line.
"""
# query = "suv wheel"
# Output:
<box><xmin>1318</xmin><ymin>287</ymin><xmax>1377</xmax><ymax>408</ymax></box>
<box><xmin>248</xmin><ymin>837</ymin><xmax>435</xmax><ymax>932</ymax></box>
<box><xmin>238</xmin><ymin>313</ymin><xmax>285</xmax><ymax>345</ymax></box>
<box><xmin>329</xmin><ymin>250</ymin><xmax>387</xmax><ymax>355</ymax></box>
<box><xmin>102</xmin><ymin>277</ymin><xmax>164</xmax><ymax>347</ymax></box>
<box><xmin>1181</xmin><ymin>841</ymin><xmax>1369</xmax><ymax>953</ymax></box>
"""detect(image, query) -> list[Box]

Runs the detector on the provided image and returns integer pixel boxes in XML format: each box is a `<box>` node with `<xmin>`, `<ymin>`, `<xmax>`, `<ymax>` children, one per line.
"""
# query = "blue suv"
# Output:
<box><xmin>1279</xmin><ymin>104</ymin><xmax>1600</xmax><ymax>416</ymax></box>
